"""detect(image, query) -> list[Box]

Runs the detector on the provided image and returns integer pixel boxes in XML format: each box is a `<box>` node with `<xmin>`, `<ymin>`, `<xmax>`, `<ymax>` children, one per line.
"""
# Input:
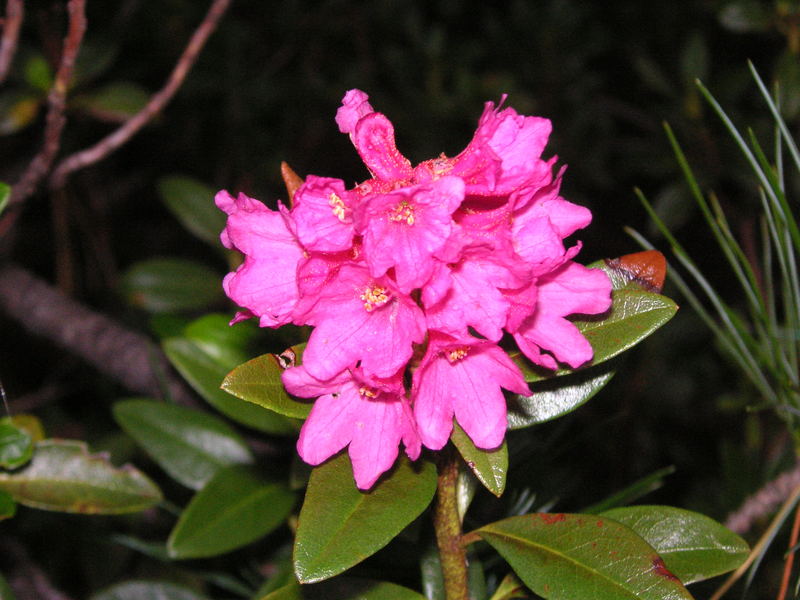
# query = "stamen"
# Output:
<box><xmin>359</xmin><ymin>386</ymin><xmax>378</xmax><ymax>398</ymax></box>
<box><xmin>446</xmin><ymin>347</ymin><xmax>469</xmax><ymax>363</ymax></box>
<box><xmin>360</xmin><ymin>284</ymin><xmax>390</xmax><ymax>312</ymax></box>
<box><xmin>388</xmin><ymin>200</ymin><xmax>415</xmax><ymax>225</ymax></box>
<box><xmin>329</xmin><ymin>193</ymin><xmax>348</xmax><ymax>222</ymax></box>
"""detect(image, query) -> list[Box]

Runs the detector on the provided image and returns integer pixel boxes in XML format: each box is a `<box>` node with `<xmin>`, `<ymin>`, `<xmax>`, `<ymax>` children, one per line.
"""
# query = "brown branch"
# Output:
<box><xmin>0</xmin><ymin>0</ymin><xmax>24</xmax><ymax>85</ymax></box>
<box><xmin>7</xmin><ymin>0</ymin><xmax>86</xmax><ymax>208</ymax></box>
<box><xmin>48</xmin><ymin>0</ymin><xmax>232</xmax><ymax>190</ymax></box>
<box><xmin>0</xmin><ymin>262</ymin><xmax>198</xmax><ymax>407</ymax></box>
<box><xmin>725</xmin><ymin>461</ymin><xmax>800</xmax><ymax>534</ymax></box>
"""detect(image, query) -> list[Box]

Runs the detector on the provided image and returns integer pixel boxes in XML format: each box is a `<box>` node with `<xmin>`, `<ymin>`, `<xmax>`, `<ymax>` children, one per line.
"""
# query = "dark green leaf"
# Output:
<box><xmin>261</xmin><ymin>577</ymin><xmax>426</xmax><ymax>600</ymax></box>
<box><xmin>508</xmin><ymin>362</ymin><xmax>615</xmax><ymax>428</ymax></box>
<box><xmin>183</xmin><ymin>313</ymin><xmax>258</xmax><ymax>366</ymax></box>
<box><xmin>163</xmin><ymin>337</ymin><xmax>296</xmax><ymax>434</ymax></box>
<box><xmin>158</xmin><ymin>175</ymin><xmax>226</xmax><ymax>246</ymax></box>
<box><xmin>0</xmin><ymin>182</ymin><xmax>9</xmax><ymax>216</ymax></box>
<box><xmin>81</xmin><ymin>82</ymin><xmax>149</xmax><ymax>121</ymax></box>
<box><xmin>222</xmin><ymin>353</ymin><xmax>312</xmax><ymax>420</ymax></box>
<box><xmin>0</xmin><ymin>93</ymin><xmax>41</xmax><ymax>135</ymax></box>
<box><xmin>121</xmin><ymin>258</ymin><xmax>222</xmax><ymax>313</ymax></box>
<box><xmin>111</xmin><ymin>534</ymin><xmax>170</xmax><ymax>561</ymax></box>
<box><xmin>0</xmin><ymin>440</ymin><xmax>162</xmax><ymax>513</ymax></box>
<box><xmin>490</xmin><ymin>573</ymin><xmax>530</xmax><ymax>600</ymax></box>
<box><xmin>90</xmin><ymin>581</ymin><xmax>210</xmax><ymax>600</ymax></box>
<box><xmin>601</xmin><ymin>506</ymin><xmax>749</xmax><ymax>584</ymax></box>
<box><xmin>0</xmin><ymin>420</ymin><xmax>33</xmax><ymax>469</ymax></box>
<box><xmin>0</xmin><ymin>490</ymin><xmax>15</xmax><ymax>520</ymax></box>
<box><xmin>574</xmin><ymin>289</ymin><xmax>677</xmax><ymax>367</ymax></box>
<box><xmin>23</xmin><ymin>55</ymin><xmax>53</xmax><ymax>91</ymax></box>
<box><xmin>168</xmin><ymin>466</ymin><xmax>294</xmax><ymax>559</ymax></box>
<box><xmin>0</xmin><ymin>574</ymin><xmax>15</xmax><ymax>600</ymax></box>
<box><xmin>475</xmin><ymin>513</ymin><xmax>693</xmax><ymax>600</ymax></box>
<box><xmin>113</xmin><ymin>398</ymin><xmax>253</xmax><ymax>490</ymax></box>
<box><xmin>581</xmin><ymin>466</ymin><xmax>676</xmax><ymax>514</ymax></box>
<box><xmin>451</xmin><ymin>423</ymin><xmax>507</xmax><ymax>497</ymax></box>
<box><xmin>294</xmin><ymin>453</ymin><xmax>436</xmax><ymax>583</ymax></box>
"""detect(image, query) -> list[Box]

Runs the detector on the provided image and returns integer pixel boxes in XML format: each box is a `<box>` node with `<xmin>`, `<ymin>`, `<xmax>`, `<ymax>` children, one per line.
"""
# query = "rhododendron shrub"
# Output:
<box><xmin>218</xmin><ymin>90</ymin><xmax>612</xmax><ymax>489</ymax></box>
<box><xmin>215</xmin><ymin>92</ymin><xmax>748</xmax><ymax>600</ymax></box>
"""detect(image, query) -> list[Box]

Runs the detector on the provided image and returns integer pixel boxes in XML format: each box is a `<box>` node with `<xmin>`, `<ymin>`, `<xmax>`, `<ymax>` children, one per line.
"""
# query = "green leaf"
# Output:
<box><xmin>158</xmin><ymin>176</ymin><xmax>227</xmax><ymax>246</ymax></box>
<box><xmin>90</xmin><ymin>581</ymin><xmax>210</xmax><ymax>600</ymax></box>
<box><xmin>294</xmin><ymin>453</ymin><xmax>436</xmax><ymax>583</ymax></box>
<box><xmin>0</xmin><ymin>182</ymin><xmax>9</xmax><ymax>216</ymax></box>
<box><xmin>0</xmin><ymin>440</ymin><xmax>162</xmax><ymax>513</ymax></box>
<box><xmin>507</xmin><ymin>361</ymin><xmax>615</xmax><ymax>428</ymax></box>
<box><xmin>489</xmin><ymin>573</ymin><xmax>529</xmax><ymax>600</ymax></box>
<box><xmin>23</xmin><ymin>55</ymin><xmax>53</xmax><ymax>91</ymax></box>
<box><xmin>0</xmin><ymin>420</ymin><xmax>33</xmax><ymax>469</ymax></box>
<box><xmin>121</xmin><ymin>258</ymin><xmax>222</xmax><ymax>313</ymax></box>
<box><xmin>81</xmin><ymin>82</ymin><xmax>150</xmax><ymax>120</ymax></box>
<box><xmin>168</xmin><ymin>465</ymin><xmax>294</xmax><ymax>559</ymax></box>
<box><xmin>0</xmin><ymin>574</ymin><xmax>16</xmax><ymax>600</ymax></box>
<box><xmin>419</xmin><ymin>545</ymin><xmax>486</xmax><ymax>600</ymax></box>
<box><xmin>600</xmin><ymin>506</ymin><xmax>749</xmax><ymax>584</ymax></box>
<box><xmin>111</xmin><ymin>534</ymin><xmax>170</xmax><ymax>561</ymax></box>
<box><xmin>261</xmin><ymin>577</ymin><xmax>426</xmax><ymax>600</ymax></box>
<box><xmin>222</xmin><ymin>352</ymin><xmax>312</xmax><ymax>420</ymax></box>
<box><xmin>574</xmin><ymin>289</ymin><xmax>677</xmax><ymax>367</ymax></box>
<box><xmin>0</xmin><ymin>490</ymin><xmax>16</xmax><ymax>520</ymax></box>
<box><xmin>183</xmin><ymin>313</ymin><xmax>258</xmax><ymax>366</ymax></box>
<box><xmin>0</xmin><ymin>93</ymin><xmax>41</xmax><ymax>135</ymax></box>
<box><xmin>113</xmin><ymin>398</ymin><xmax>254</xmax><ymax>490</ymax></box>
<box><xmin>474</xmin><ymin>513</ymin><xmax>693</xmax><ymax>600</ymax></box>
<box><xmin>164</xmin><ymin>337</ymin><xmax>296</xmax><ymax>434</ymax></box>
<box><xmin>451</xmin><ymin>422</ymin><xmax>507</xmax><ymax>497</ymax></box>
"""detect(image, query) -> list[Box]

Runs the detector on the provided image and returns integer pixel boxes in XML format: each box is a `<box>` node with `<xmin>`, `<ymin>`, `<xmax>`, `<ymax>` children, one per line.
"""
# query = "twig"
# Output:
<box><xmin>0</xmin><ymin>0</ymin><xmax>23</xmax><ymax>85</ymax></box>
<box><xmin>0</xmin><ymin>262</ymin><xmax>198</xmax><ymax>407</ymax></box>
<box><xmin>433</xmin><ymin>446</ymin><xmax>470</xmax><ymax>600</ymax></box>
<box><xmin>725</xmin><ymin>461</ymin><xmax>800</xmax><ymax>534</ymax></box>
<box><xmin>7</xmin><ymin>0</ymin><xmax>86</xmax><ymax>207</ymax></box>
<box><xmin>776</xmin><ymin>500</ymin><xmax>800</xmax><ymax>600</ymax></box>
<box><xmin>48</xmin><ymin>0</ymin><xmax>232</xmax><ymax>190</ymax></box>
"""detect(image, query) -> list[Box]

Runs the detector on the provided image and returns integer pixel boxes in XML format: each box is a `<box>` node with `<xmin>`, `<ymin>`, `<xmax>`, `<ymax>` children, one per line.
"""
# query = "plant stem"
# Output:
<box><xmin>433</xmin><ymin>446</ymin><xmax>470</xmax><ymax>600</ymax></box>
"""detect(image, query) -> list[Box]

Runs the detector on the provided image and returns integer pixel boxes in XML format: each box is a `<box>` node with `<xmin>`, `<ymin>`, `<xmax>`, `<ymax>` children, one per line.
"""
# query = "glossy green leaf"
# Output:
<box><xmin>163</xmin><ymin>337</ymin><xmax>295</xmax><ymax>434</ymax></box>
<box><xmin>81</xmin><ymin>82</ymin><xmax>150</xmax><ymax>120</ymax></box>
<box><xmin>294</xmin><ymin>453</ymin><xmax>436</xmax><ymax>583</ymax></box>
<box><xmin>601</xmin><ymin>506</ymin><xmax>749</xmax><ymax>584</ymax></box>
<box><xmin>222</xmin><ymin>352</ymin><xmax>312</xmax><ymax>420</ymax></box>
<box><xmin>113</xmin><ymin>398</ymin><xmax>253</xmax><ymax>490</ymax></box>
<box><xmin>574</xmin><ymin>289</ymin><xmax>677</xmax><ymax>367</ymax></box>
<box><xmin>475</xmin><ymin>513</ymin><xmax>693</xmax><ymax>600</ymax></box>
<box><xmin>122</xmin><ymin>258</ymin><xmax>222</xmax><ymax>313</ymax></box>
<box><xmin>0</xmin><ymin>182</ymin><xmax>9</xmax><ymax>216</ymax></box>
<box><xmin>0</xmin><ymin>440</ymin><xmax>162</xmax><ymax>513</ymax></box>
<box><xmin>451</xmin><ymin>423</ymin><xmax>507</xmax><ymax>497</ymax></box>
<box><xmin>0</xmin><ymin>420</ymin><xmax>33</xmax><ymax>469</ymax></box>
<box><xmin>507</xmin><ymin>362</ymin><xmax>615</xmax><ymax>428</ymax></box>
<box><xmin>261</xmin><ymin>577</ymin><xmax>427</xmax><ymax>600</ymax></box>
<box><xmin>90</xmin><ymin>581</ymin><xmax>210</xmax><ymax>600</ymax></box>
<box><xmin>5</xmin><ymin>414</ymin><xmax>45</xmax><ymax>442</ymax></box>
<box><xmin>182</xmin><ymin>313</ymin><xmax>258</xmax><ymax>366</ymax></box>
<box><xmin>158</xmin><ymin>175</ymin><xmax>226</xmax><ymax>246</ymax></box>
<box><xmin>0</xmin><ymin>490</ymin><xmax>15</xmax><ymax>520</ymax></box>
<box><xmin>0</xmin><ymin>574</ymin><xmax>15</xmax><ymax>600</ymax></box>
<box><xmin>168</xmin><ymin>465</ymin><xmax>294</xmax><ymax>559</ymax></box>
<box><xmin>490</xmin><ymin>574</ymin><xmax>529</xmax><ymax>600</ymax></box>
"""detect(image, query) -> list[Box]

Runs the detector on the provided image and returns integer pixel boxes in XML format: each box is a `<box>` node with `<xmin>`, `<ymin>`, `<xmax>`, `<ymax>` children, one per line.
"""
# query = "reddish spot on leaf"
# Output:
<box><xmin>539</xmin><ymin>513</ymin><xmax>566</xmax><ymax>524</ymax></box>
<box><xmin>651</xmin><ymin>557</ymin><xmax>679</xmax><ymax>582</ymax></box>
<box><xmin>605</xmin><ymin>250</ymin><xmax>667</xmax><ymax>293</ymax></box>
<box><xmin>596</xmin><ymin>519</ymin><xmax>604</xmax><ymax>527</ymax></box>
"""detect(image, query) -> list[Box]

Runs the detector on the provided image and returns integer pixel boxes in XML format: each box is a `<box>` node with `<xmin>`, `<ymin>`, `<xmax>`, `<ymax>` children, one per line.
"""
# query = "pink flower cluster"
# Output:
<box><xmin>217</xmin><ymin>90</ymin><xmax>612</xmax><ymax>489</ymax></box>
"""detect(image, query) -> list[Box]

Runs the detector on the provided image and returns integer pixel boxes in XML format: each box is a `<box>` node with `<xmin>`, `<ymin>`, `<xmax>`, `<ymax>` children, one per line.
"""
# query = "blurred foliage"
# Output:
<box><xmin>1</xmin><ymin>0</ymin><xmax>800</xmax><ymax>598</ymax></box>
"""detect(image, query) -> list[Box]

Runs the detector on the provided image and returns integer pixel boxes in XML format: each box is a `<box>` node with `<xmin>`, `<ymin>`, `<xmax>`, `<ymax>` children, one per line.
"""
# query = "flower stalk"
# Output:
<box><xmin>433</xmin><ymin>446</ymin><xmax>470</xmax><ymax>600</ymax></box>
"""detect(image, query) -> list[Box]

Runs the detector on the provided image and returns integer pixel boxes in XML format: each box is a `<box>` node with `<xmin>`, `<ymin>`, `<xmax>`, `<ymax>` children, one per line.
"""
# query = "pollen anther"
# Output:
<box><xmin>359</xmin><ymin>386</ymin><xmax>378</xmax><ymax>398</ymax></box>
<box><xmin>446</xmin><ymin>347</ymin><xmax>469</xmax><ymax>363</ymax></box>
<box><xmin>360</xmin><ymin>284</ymin><xmax>390</xmax><ymax>312</ymax></box>
<box><xmin>329</xmin><ymin>193</ymin><xmax>348</xmax><ymax>222</ymax></box>
<box><xmin>388</xmin><ymin>200</ymin><xmax>415</xmax><ymax>225</ymax></box>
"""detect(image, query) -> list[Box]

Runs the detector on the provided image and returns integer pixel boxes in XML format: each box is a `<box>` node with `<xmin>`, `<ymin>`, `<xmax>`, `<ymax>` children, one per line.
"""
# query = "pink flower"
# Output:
<box><xmin>412</xmin><ymin>333</ymin><xmax>531</xmax><ymax>450</ymax></box>
<box><xmin>300</xmin><ymin>263</ymin><xmax>426</xmax><ymax>380</ymax></box>
<box><xmin>216</xmin><ymin>190</ymin><xmax>304</xmax><ymax>328</ymax></box>
<box><xmin>218</xmin><ymin>89</ymin><xmax>613</xmax><ymax>488</ymax></box>
<box><xmin>284</xmin><ymin>365</ymin><xmax>420</xmax><ymax>490</ymax></box>
<box><xmin>355</xmin><ymin>176</ymin><xmax>465</xmax><ymax>292</ymax></box>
